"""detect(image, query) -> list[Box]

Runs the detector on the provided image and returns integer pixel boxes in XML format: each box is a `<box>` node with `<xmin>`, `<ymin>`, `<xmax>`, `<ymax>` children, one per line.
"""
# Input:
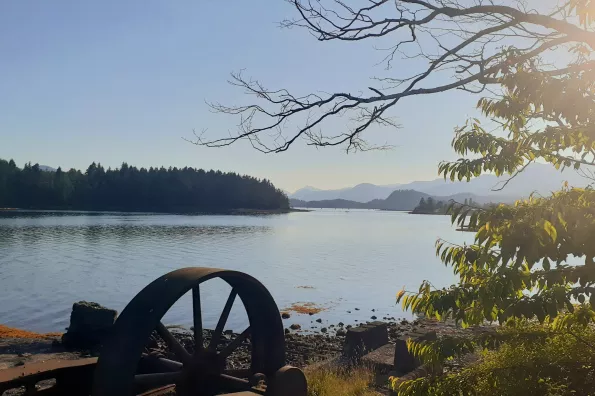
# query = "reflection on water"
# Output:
<box><xmin>0</xmin><ymin>210</ymin><xmax>472</xmax><ymax>332</ymax></box>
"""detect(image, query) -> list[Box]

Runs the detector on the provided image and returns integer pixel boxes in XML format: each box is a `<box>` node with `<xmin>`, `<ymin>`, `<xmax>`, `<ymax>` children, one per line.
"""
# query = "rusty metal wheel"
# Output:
<box><xmin>92</xmin><ymin>267</ymin><xmax>286</xmax><ymax>396</ymax></box>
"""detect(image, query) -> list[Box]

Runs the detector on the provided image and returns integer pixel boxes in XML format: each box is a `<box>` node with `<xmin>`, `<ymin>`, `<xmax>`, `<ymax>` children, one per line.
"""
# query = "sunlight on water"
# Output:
<box><xmin>0</xmin><ymin>210</ymin><xmax>473</xmax><ymax>332</ymax></box>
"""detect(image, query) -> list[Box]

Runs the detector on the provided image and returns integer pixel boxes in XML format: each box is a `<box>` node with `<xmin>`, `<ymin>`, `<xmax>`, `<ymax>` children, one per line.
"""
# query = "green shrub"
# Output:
<box><xmin>394</xmin><ymin>323</ymin><xmax>595</xmax><ymax>396</ymax></box>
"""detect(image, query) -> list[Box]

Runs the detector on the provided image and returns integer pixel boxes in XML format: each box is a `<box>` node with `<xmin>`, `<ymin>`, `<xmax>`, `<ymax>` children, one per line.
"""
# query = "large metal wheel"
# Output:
<box><xmin>92</xmin><ymin>267</ymin><xmax>287</xmax><ymax>396</ymax></box>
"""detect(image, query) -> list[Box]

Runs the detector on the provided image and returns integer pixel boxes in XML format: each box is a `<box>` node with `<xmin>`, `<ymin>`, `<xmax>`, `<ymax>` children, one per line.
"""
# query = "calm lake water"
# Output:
<box><xmin>0</xmin><ymin>210</ymin><xmax>472</xmax><ymax>333</ymax></box>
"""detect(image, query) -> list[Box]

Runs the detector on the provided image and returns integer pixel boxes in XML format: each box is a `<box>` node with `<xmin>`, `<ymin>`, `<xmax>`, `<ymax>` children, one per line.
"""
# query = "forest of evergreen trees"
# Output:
<box><xmin>411</xmin><ymin>197</ymin><xmax>482</xmax><ymax>214</ymax></box>
<box><xmin>0</xmin><ymin>159</ymin><xmax>289</xmax><ymax>212</ymax></box>
<box><xmin>411</xmin><ymin>196</ymin><xmax>447</xmax><ymax>214</ymax></box>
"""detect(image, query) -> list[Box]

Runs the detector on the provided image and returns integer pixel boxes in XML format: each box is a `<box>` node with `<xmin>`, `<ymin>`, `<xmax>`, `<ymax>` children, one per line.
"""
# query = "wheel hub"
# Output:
<box><xmin>176</xmin><ymin>350</ymin><xmax>225</xmax><ymax>396</ymax></box>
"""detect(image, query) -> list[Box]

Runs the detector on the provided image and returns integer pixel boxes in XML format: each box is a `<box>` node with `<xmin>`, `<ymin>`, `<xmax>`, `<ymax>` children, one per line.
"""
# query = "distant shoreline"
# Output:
<box><xmin>0</xmin><ymin>207</ymin><xmax>310</xmax><ymax>215</ymax></box>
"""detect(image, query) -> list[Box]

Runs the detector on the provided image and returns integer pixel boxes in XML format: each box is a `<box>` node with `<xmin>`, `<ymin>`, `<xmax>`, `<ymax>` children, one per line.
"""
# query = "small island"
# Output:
<box><xmin>410</xmin><ymin>197</ymin><xmax>448</xmax><ymax>214</ymax></box>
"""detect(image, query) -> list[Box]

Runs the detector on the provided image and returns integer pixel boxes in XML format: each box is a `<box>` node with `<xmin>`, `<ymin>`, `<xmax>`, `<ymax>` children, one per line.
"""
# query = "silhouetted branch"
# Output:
<box><xmin>194</xmin><ymin>0</ymin><xmax>595</xmax><ymax>153</ymax></box>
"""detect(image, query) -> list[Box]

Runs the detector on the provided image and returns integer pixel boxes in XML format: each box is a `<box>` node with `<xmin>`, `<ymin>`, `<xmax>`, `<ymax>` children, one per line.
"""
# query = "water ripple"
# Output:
<box><xmin>0</xmin><ymin>210</ymin><xmax>471</xmax><ymax>332</ymax></box>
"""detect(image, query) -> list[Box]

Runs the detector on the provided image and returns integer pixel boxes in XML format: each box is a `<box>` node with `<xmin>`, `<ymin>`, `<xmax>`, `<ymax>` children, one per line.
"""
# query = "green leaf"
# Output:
<box><xmin>543</xmin><ymin>220</ymin><xmax>557</xmax><ymax>242</ymax></box>
<box><xmin>557</xmin><ymin>212</ymin><xmax>567</xmax><ymax>229</ymax></box>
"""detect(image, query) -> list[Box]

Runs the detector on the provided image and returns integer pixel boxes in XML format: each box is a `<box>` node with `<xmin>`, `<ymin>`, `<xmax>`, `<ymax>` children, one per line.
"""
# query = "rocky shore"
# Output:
<box><xmin>0</xmin><ymin>317</ymin><xmax>476</xmax><ymax>370</ymax></box>
<box><xmin>144</xmin><ymin>317</ymin><xmax>486</xmax><ymax>370</ymax></box>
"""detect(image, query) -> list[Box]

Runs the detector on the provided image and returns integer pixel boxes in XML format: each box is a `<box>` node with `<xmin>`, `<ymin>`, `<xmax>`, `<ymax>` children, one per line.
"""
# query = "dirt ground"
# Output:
<box><xmin>0</xmin><ymin>334</ymin><xmax>85</xmax><ymax>370</ymax></box>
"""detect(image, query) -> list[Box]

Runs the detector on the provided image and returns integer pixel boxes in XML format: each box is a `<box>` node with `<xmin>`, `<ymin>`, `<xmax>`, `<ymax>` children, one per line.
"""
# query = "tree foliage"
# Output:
<box><xmin>195</xmin><ymin>0</ymin><xmax>595</xmax><ymax>153</ymax></box>
<box><xmin>392</xmin><ymin>321</ymin><xmax>595</xmax><ymax>396</ymax></box>
<box><xmin>0</xmin><ymin>159</ymin><xmax>288</xmax><ymax>212</ymax></box>
<box><xmin>412</xmin><ymin>197</ymin><xmax>446</xmax><ymax>214</ymax></box>
<box><xmin>195</xmin><ymin>0</ymin><xmax>595</xmax><ymax>393</ymax></box>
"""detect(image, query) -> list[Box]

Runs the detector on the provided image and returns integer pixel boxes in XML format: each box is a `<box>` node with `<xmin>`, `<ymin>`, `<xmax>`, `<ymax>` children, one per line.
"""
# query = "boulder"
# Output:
<box><xmin>61</xmin><ymin>301</ymin><xmax>117</xmax><ymax>350</ymax></box>
<box><xmin>361</xmin><ymin>343</ymin><xmax>395</xmax><ymax>374</ymax></box>
<box><xmin>342</xmin><ymin>321</ymin><xmax>388</xmax><ymax>361</ymax></box>
<box><xmin>393</xmin><ymin>330</ymin><xmax>437</xmax><ymax>374</ymax></box>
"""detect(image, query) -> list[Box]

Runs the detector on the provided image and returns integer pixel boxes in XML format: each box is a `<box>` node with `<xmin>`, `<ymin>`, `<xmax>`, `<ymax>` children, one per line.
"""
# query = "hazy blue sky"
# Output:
<box><xmin>1</xmin><ymin>0</ymin><xmax>483</xmax><ymax>192</ymax></box>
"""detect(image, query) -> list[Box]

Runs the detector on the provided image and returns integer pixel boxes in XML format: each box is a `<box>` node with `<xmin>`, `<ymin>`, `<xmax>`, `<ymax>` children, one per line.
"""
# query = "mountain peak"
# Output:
<box><xmin>289</xmin><ymin>164</ymin><xmax>590</xmax><ymax>202</ymax></box>
<box><xmin>293</xmin><ymin>186</ymin><xmax>322</xmax><ymax>193</ymax></box>
<box><xmin>353</xmin><ymin>183</ymin><xmax>376</xmax><ymax>188</ymax></box>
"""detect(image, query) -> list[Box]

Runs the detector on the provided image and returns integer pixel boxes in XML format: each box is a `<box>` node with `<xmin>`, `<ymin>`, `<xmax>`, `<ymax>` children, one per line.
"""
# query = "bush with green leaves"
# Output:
<box><xmin>393</xmin><ymin>321</ymin><xmax>595</xmax><ymax>396</ymax></box>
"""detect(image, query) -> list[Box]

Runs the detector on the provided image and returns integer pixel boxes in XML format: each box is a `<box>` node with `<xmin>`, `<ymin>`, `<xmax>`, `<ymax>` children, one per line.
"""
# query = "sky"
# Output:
<box><xmin>2</xmin><ymin>0</ymin><xmax>494</xmax><ymax>193</ymax></box>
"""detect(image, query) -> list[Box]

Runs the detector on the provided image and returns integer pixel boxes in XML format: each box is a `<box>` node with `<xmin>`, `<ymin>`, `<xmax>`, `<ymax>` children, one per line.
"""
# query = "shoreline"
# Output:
<box><xmin>0</xmin><ymin>207</ymin><xmax>310</xmax><ymax>215</ymax></box>
<box><xmin>0</xmin><ymin>318</ymin><xmax>489</xmax><ymax>371</ymax></box>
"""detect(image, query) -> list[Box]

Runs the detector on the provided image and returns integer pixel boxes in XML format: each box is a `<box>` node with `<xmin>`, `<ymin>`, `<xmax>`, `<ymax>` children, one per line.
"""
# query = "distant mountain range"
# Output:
<box><xmin>291</xmin><ymin>164</ymin><xmax>590</xmax><ymax>203</ymax></box>
<box><xmin>290</xmin><ymin>190</ymin><xmax>512</xmax><ymax>211</ymax></box>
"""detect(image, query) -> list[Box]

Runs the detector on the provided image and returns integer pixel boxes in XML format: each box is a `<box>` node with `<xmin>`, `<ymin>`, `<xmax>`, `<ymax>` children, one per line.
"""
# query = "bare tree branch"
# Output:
<box><xmin>194</xmin><ymin>0</ymin><xmax>595</xmax><ymax>153</ymax></box>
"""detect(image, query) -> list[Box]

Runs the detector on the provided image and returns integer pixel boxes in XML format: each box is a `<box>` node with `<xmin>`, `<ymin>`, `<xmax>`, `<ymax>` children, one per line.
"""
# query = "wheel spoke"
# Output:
<box><xmin>219</xmin><ymin>326</ymin><xmax>251</xmax><ymax>360</ymax></box>
<box><xmin>139</xmin><ymin>355</ymin><xmax>183</xmax><ymax>373</ymax></box>
<box><xmin>192</xmin><ymin>285</ymin><xmax>203</xmax><ymax>351</ymax></box>
<box><xmin>134</xmin><ymin>371</ymin><xmax>182</xmax><ymax>388</ymax></box>
<box><xmin>156</xmin><ymin>322</ymin><xmax>192</xmax><ymax>365</ymax></box>
<box><xmin>208</xmin><ymin>289</ymin><xmax>237</xmax><ymax>351</ymax></box>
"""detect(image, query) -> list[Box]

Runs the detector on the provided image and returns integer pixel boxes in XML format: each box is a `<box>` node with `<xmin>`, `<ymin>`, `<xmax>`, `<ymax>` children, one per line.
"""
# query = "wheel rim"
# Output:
<box><xmin>92</xmin><ymin>267</ymin><xmax>286</xmax><ymax>396</ymax></box>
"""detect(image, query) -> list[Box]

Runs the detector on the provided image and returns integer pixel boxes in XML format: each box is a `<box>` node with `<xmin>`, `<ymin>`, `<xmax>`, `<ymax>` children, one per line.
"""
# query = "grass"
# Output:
<box><xmin>305</xmin><ymin>366</ymin><xmax>383</xmax><ymax>396</ymax></box>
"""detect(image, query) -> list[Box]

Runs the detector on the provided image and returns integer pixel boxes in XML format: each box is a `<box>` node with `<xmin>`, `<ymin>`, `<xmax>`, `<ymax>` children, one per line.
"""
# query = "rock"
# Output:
<box><xmin>361</xmin><ymin>343</ymin><xmax>395</xmax><ymax>374</ymax></box>
<box><xmin>347</xmin><ymin>311</ymin><xmax>351</xmax><ymax>313</ymax></box>
<box><xmin>372</xmin><ymin>309</ymin><xmax>376</xmax><ymax>312</ymax></box>
<box><xmin>321</xmin><ymin>328</ymin><xmax>327</xmax><ymax>333</ymax></box>
<box><xmin>338</xmin><ymin>322</ymin><xmax>344</xmax><ymax>327</ymax></box>
<box><xmin>316</xmin><ymin>318</ymin><xmax>322</xmax><ymax>323</ymax></box>
<box><xmin>285</xmin><ymin>328</ymin><xmax>290</xmax><ymax>335</ymax></box>
<box><xmin>371</xmin><ymin>316</ymin><xmax>377</xmax><ymax>320</ymax></box>
<box><xmin>346</xmin><ymin>325</ymin><xmax>352</xmax><ymax>329</ymax></box>
<box><xmin>394</xmin><ymin>331</ymin><xmax>437</xmax><ymax>373</ymax></box>
<box><xmin>281</xmin><ymin>312</ymin><xmax>291</xmax><ymax>319</ymax></box>
<box><xmin>309</xmin><ymin>312</ymin><xmax>314</xmax><ymax>316</ymax></box>
<box><xmin>342</xmin><ymin>321</ymin><xmax>389</xmax><ymax>361</ymax></box>
<box><xmin>61</xmin><ymin>301</ymin><xmax>117</xmax><ymax>350</ymax></box>
<box><xmin>336</xmin><ymin>329</ymin><xmax>347</xmax><ymax>336</ymax></box>
<box><xmin>290</xmin><ymin>324</ymin><xmax>301</xmax><ymax>331</ymax></box>
<box><xmin>355</xmin><ymin>308</ymin><xmax>360</xmax><ymax>311</ymax></box>
<box><xmin>147</xmin><ymin>333</ymin><xmax>159</xmax><ymax>349</ymax></box>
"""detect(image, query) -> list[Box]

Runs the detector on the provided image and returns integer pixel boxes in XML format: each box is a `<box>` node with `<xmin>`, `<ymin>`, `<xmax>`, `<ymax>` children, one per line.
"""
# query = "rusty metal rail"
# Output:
<box><xmin>0</xmin><ymin>358</ymin><xmax>97</xmax><ymax>395</ymax></box>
